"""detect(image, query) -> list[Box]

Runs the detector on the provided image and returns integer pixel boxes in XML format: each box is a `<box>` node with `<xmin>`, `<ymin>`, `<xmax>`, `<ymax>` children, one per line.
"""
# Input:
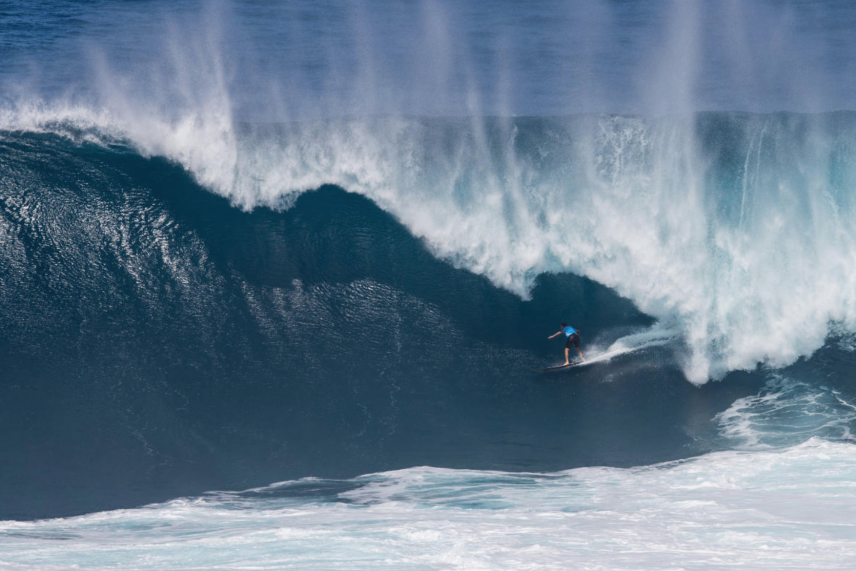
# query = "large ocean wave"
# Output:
<box><xmin>5</xmin><ymin>1</ymin><xmax>856</xmax><ymax>566</ymax></box>
<box><xmin>4</xmin><ymin>103</ymin><xmax>856</xmax><ymax>382</ymax></box>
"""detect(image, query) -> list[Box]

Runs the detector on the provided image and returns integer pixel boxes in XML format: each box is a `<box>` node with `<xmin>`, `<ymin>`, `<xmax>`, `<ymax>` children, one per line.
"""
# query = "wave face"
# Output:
<box><xmin>2</xmin><ymin>130</ymin><xmax>765</xmax><ymax>519</ymax></box>
<box><xmin>3</xmin><ymin>123</ymin><xmax>856</xmax><ymax>521</ymax></box>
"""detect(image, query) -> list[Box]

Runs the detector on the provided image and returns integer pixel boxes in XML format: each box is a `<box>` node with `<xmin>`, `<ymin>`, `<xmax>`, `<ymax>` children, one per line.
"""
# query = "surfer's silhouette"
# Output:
<box><xmin>548</xmin><ymin>322</ymin><xmax>585</xmax><ymax>365</ymax></box>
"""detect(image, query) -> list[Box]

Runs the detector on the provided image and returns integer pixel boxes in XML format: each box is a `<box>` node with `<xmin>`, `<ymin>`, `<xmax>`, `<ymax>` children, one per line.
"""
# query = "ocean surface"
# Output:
<box><xmin>3</xmin><ymin>0</ymin><xmax>856</xmax><ymax>569</ymax></box>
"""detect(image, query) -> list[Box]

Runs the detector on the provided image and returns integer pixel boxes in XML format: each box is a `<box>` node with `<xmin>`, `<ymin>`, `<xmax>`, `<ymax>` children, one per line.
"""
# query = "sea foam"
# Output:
<box><xmin>2</xmin><ymin>439</ymin><xmax>856</xmax><ymax>570</ymax></box>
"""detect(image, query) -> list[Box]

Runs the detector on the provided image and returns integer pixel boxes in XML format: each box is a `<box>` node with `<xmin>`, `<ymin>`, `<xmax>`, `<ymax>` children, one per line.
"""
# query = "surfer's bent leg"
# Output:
<box><xmin>567</xmin><ymin>333</ymin><xmax>584</xmax><ymax>362</ymax></box>
<box><xmin>564</xmin><ymin>334</ymin><xmax>579</xmax><ymax>365</ymax></box>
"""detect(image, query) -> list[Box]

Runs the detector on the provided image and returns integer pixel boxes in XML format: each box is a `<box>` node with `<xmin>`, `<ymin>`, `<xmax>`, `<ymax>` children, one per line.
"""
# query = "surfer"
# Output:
<box><xmin>548</xmin><ymin>323</ymin><xmax>585</xmax><ymax>365</ymax></box>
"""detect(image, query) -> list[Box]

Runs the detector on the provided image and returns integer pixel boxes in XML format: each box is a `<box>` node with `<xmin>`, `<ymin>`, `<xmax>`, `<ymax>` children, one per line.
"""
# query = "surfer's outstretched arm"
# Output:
<box><xmin>547</xmin><ymin>331</ymin><xmax>561</xmax><ymax>339</ymax></box>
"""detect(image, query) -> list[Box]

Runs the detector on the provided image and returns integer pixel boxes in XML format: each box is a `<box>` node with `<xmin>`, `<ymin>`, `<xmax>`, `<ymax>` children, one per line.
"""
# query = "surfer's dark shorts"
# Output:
<box><xmin>565</xmin><ymin>333</ymin><xmax>580</xmax><ymax>349</ymax></box>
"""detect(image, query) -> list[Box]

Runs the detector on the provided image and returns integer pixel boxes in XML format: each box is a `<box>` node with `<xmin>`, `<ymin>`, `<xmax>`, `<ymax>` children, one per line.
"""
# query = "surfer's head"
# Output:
<box><xmin>561</xmin><ymin>322</ymin><xmax>567</xmax><ymax>328</ymax></box>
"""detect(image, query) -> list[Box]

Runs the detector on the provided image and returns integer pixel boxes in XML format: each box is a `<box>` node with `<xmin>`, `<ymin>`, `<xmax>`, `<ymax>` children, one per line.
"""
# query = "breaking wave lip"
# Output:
<box><xmin>3</xmin><ymin>100</ymin><xmax>856</xmax><ymax>384</ymax></box>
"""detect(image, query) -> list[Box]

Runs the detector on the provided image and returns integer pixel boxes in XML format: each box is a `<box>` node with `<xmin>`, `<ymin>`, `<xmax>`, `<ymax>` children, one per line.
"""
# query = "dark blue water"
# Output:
<box><xmin>3</xmin><ymin>0</ymin><xmax>856</xmax><ymax>526</ymax></box>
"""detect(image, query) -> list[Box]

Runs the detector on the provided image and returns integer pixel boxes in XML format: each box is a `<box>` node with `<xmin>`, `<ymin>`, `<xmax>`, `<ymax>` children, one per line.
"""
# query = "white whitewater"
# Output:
<box><xmin>2</xmin><ymin>439</ymin><xmax>856</xmax><ymax>570</ymax></box>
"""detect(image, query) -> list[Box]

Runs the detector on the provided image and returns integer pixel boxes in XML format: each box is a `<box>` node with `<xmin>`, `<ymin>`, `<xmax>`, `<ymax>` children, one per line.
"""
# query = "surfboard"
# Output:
<box><xmin>533</xmin><ymin>361</ymin><xmax>584</xmax><ymax>372</ymax></box>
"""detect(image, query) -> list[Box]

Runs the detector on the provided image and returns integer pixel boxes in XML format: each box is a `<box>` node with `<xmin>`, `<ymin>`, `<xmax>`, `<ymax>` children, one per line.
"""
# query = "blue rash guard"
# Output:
<box><xmin>562</xmin><ymin>325</ymin><xmax>576</xmax><ymax>336</ymax></box>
